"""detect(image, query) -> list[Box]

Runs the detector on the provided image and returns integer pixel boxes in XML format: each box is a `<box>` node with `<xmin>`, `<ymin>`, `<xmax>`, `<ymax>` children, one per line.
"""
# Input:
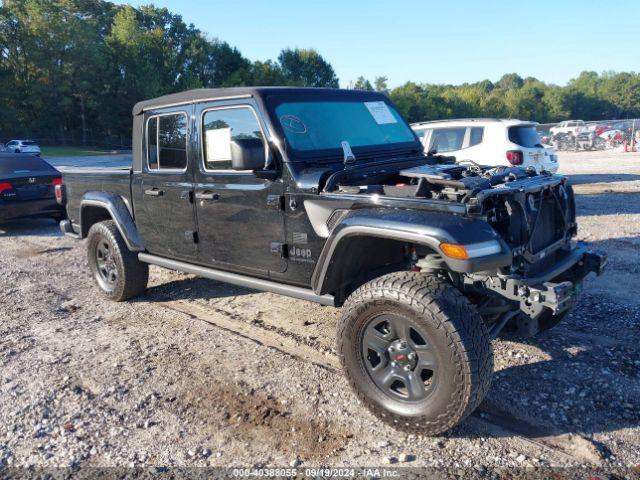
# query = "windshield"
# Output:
<box><xmin>274</xmin><ymin>101</ymin><xmax>416</xmax><ymax>154</ymax></box>
<box><xmin>508</xmin><ymin>126</ymin><xmax>542</xmax><ymax>148</ymax></box>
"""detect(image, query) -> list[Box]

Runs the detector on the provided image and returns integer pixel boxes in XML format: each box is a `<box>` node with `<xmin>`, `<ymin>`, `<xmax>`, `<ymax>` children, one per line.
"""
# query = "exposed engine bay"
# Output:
<box><xmin>319</xmin><ymin>159</ymin><xmax>596</xmax><ymax>337</ymax></box>
<box><xmin>325</xmin><ymin>161</ymin><xmax>577</xmax><ymax>267</ymax></box>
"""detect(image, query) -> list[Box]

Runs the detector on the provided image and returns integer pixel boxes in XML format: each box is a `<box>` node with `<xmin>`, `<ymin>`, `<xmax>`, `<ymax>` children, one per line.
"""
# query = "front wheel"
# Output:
<box><xmin>337</xmin><ymin>272</ymin><xmax>493</xmax><ymax>434</ymax></box>
<box><xmin>87</xmin><ymin>220</ymin><xmax>149</xmax><ymax>301</ymax></box>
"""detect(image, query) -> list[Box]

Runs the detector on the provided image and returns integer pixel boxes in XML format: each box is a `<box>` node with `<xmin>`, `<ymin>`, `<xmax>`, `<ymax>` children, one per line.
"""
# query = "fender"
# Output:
<box><xmin>79</xmin><ymin>191</ymin><xmax>145</xmax><ymax>252</ymax></box>
<box><xmin>311</xmin><ymin>208</ymin><xmax>511</xmax><ymax>295</ymax></box>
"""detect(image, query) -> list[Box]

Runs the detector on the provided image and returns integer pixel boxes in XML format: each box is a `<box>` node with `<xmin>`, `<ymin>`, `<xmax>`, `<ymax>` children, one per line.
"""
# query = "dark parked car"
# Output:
<box><xmin>0</xmin><ymin>153</ymin><xmax>65</xmax><ymax>223</ymax></box>
<box><xmin>56</xmin><ymin>87</ymin><xmax>605</xmax><ymax>434</ymax></box>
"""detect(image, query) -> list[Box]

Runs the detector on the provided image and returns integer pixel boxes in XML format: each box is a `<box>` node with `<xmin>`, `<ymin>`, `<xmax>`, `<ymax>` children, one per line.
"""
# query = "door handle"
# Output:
<box><xmin>195</xmin><ymin>191</ymin><xmax>219</xmax><ymax>201</ymax></box>
<box><xmin>145</xmin><ymin>188</ymin><xmax>164</xmax><ymax>197</ymax></box>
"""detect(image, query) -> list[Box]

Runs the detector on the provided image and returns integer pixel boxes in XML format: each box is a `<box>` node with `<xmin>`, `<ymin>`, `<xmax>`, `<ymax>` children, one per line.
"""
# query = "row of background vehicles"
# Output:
<box><xmin>541</xmin><ymin>119</ymin><xmax>640</xmax><ymax>151</ymax></box>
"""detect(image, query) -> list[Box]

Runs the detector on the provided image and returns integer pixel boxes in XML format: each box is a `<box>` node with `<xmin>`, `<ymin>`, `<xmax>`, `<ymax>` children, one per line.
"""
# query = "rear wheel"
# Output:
<box><xmin>87</xmin><ymin>220</ymin><xmax>148</xmax><ymax>301</ymax></box>
<box><xmin>337</xmin><ymin>272</ymin><xmax>493</xmax><ymax>434</ymax></box>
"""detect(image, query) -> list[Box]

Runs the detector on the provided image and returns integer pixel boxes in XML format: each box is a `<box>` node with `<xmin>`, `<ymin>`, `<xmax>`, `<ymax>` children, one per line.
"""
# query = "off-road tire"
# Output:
<box><xmin>87</xmin><ymin>220</ymin><xmax>148</xmax><ymax>301</ymax></box>
<box><xmin>337</xmin><ymin>271</ymin><xmax>493</xmax><ymax>435</ymax></box>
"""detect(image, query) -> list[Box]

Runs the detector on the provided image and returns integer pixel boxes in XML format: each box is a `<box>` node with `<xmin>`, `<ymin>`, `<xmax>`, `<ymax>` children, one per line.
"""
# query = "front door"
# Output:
<box><xmin>193</xmin><ymin>101</ymin><xmax>286</xmax><ymax>276</ymax></box>
<box><xmin>136</xmin><ymin>107</ymin><xmax>198</xmax><ymax>261</ymax></box>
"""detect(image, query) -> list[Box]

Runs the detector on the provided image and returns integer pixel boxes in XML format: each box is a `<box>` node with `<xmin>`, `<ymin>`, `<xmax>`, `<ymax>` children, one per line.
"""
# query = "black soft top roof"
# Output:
<box><xmin>132</xmin><ymin>87</ymin><xmax>389</xmax><ymax>115</ymax></box>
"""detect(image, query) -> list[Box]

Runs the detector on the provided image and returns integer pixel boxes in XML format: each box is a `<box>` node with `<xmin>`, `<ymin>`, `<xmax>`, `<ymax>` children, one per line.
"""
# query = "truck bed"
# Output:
<box><xmin>61</xmin><ymin>167</ymin><xmax>133</xmax><ymax>226</ymax></box>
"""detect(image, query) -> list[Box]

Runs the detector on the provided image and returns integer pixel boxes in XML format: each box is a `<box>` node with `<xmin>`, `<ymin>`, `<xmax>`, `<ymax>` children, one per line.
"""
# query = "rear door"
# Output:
<box><xmin>136</xmin><ymin>107</ymin><xmax>198</xmax><ymax>261</ymax></box>
<box><xmin>428</xmin><ymin>127</ymin><xmax>467</xmax><ymax>157</ymax></box>
<box><xmin>192</xmin><ymin>100</ymin><xmax>287</xmax><ymax>276</ymax></box>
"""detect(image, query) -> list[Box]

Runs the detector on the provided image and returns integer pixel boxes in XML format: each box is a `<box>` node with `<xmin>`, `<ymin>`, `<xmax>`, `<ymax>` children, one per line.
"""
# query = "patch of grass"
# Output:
<box><xmin>40</xmin><ymin>146</ymin><xmax>116</xmax><ymax>157</ymax></box>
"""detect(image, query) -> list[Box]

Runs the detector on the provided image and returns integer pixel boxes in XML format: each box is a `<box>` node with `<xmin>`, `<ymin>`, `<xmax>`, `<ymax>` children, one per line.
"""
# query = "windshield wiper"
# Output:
<box><xmin>341</xmin><ymin>141</ymin><xmax>356</xmax><ymax>168</ymax></box>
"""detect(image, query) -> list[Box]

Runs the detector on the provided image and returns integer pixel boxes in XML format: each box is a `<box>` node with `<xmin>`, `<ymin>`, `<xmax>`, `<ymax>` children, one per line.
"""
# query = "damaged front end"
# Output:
<box><xmin>394</xmin><ymin>163</ymin><xmax>607</xmax><ymax>336</ymax></box>
<box><xmin>322</xmin><ymin>160</ymin><xmax>606</xmax><ymax>336</ymax></box>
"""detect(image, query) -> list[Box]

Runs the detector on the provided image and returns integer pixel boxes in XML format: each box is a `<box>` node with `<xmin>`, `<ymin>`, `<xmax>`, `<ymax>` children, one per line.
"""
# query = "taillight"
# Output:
<box><xmin>506</xmin><ymin>150</ymin><xmax>523</xmax><ymax>166</ymax></box>
<box><xmin>52</xmin><ymin>177</ymin><xmax>62</xmax><ymax>187</ymax></box>
<box><xmin>0</xmin><ymin>182</ymin><xmax>13</xmax><ymax>194</ymax></box>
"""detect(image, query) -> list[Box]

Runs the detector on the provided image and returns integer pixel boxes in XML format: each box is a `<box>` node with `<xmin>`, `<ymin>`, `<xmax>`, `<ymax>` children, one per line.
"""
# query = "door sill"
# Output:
<box><xmin>138</xmin><ymin>253</ymin><xmax>335</xmax><ymax>307</ymax></box>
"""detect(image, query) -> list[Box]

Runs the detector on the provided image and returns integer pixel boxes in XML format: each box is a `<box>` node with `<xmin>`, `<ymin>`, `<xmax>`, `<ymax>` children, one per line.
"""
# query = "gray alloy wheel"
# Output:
<box><xmin>338</xmin><ymin>271</ymin><xmax>493</xmax><ymax>434</ymax></box>
<box><xmin>94</xmin><ymin>238</ymin><xmax>118</xmax><ymax>291</ymax></box>
<box><xmin>361</xmin><ymin>312</ymin><xmax>438</xmax><ymax>403</ymax></box>
<box><xmin>87</xmin><ymin>220</ymin><xmax>149</xmax><ymax>302</ymax></box>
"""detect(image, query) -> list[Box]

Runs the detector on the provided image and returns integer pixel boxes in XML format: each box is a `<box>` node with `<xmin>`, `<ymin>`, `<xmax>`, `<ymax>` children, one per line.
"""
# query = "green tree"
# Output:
<box><xmin>495</xmin><ymin>73</ymin><xmax>524</xmax><ymax>91</ymax></box>
<box><xmin>374</xmin><ymin>76</ymin><xmax>388</xmax><ymax>92</ymax></box>
<box><xmin>250</xmin><ymin>60</ymin><xmax>285</xmax><ymax>86</ymax></box>
<box><xmin>277</xmin><ymin>48</ymin><xmax>339</xmax><ymax>87</ymax></box>
<box><xmin>353</xmin><ymin>76</ymin><xmax>373</xmax><ymax>90</ymax></box>
<box><xmin>599</xmin><ymin>72</ymin><xmax>640</xmax><ymax>118</ymax></box>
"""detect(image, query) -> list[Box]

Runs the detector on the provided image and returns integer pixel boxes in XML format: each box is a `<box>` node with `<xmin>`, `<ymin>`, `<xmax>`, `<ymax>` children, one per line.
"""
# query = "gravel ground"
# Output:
<box><xmin>0</xmin><ymin>151</ymin><xmax>639</xmax><ymax>476</ymax></box>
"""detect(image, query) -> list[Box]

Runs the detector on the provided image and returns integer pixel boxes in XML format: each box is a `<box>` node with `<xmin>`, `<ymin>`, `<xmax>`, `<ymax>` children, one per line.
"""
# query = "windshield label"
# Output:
<box><xmin>364</xmin><ymin>101</ymin><xmax>397</xmax><ymax>125</ymax></box>
<box><xmin>280</xmin><ymin>115</ymin><xmax>307</xmax><ymax>134</ymax></box>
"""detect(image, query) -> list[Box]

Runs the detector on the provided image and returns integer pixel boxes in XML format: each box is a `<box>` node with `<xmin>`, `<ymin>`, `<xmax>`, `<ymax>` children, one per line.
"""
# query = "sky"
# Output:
<box><xmin>119</xmin><ymin>0</ymin><xmax>639</xmax><ymax>89</ymax></box>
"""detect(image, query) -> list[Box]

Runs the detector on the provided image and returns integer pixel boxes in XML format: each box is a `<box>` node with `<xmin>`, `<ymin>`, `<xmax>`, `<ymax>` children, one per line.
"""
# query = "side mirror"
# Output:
<box><xmin>230</xmin><ymin>138</ymin><xmax>266</xmax><ymax>171</ymax></box>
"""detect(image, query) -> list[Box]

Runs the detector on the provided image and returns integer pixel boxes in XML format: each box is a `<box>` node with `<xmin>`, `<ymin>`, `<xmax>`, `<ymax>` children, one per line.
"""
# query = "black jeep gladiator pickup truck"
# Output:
<box><xmin>57</xmin><ymin>87</ymin><xmax>605</xmax><ymax>434</ymax></box>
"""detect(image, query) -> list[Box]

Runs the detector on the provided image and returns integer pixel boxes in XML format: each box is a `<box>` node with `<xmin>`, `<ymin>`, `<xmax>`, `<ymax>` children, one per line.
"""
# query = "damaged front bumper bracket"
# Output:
<box><xmin>481</xmin><ymin>248</ymin><xmax>607</xmax><ymax>319</ymax></box>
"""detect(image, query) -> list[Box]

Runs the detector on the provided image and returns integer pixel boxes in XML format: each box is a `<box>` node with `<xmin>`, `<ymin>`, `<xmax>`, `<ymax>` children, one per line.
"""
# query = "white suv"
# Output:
<box><xmin>411</xmin><ymin>119</ymin><xmax>559</xmax><ymax>173</ymax></box>
<box><xmin>5</xmin><ymin>139</ymin><xmax>41</xmax><ymax>156</ymax></box>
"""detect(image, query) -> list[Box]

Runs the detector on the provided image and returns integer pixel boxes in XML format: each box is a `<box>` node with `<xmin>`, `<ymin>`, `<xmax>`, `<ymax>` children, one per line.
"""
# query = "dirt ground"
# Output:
<box><xmin>1</xmin><ymin>150</ymin><xmax>639</xmax><ymax>476</ymax></box>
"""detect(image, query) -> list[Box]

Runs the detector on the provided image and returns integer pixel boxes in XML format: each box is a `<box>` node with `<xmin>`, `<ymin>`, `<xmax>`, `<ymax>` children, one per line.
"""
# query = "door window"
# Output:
<box><xmin>429</xmin><ymin>128</ymin><xmax>466</xmax><ymax>153</ymax></box>
<box><xmin>147</xmin><ymin>113</ymin><xmax>188</xmax><ymax>171</ymax></box>
<box><xmin>202</xmin><ymin>106</ymin><xmax>266</xmax><ymax>171</ymax></box>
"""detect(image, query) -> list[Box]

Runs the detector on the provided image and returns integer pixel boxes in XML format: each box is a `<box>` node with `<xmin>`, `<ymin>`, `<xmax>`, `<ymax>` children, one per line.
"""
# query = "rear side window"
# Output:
<box><xmin>429</xmin><ymin>128</ymin><xmax>465</xmax><ymax>153</ymax></box>
<box><xmin>147</xmin><ymin>113</ymin><xmax>188</xmax><ymax>171</ymax></box>
<box><xmin>22</xmin><ymin>141</ymin><xmax>37</xmax><ymax>146</ymax></box>
<box><xmin>0</xmin><ymin>155</ymin><xmax>55</xmax><ymax>174</ymax></box>
<box><xmin>413</xmin><ymin>128</ymin><xmax>427</xmax><ymax>141</ymax></box>
<box><xmin>508</xmin><ymin>126</ymin><xmax>542</xmax><ymax>148</ymax></box>
<box><xmin>469</xmin><ymin>127</ymin><xmax>484</xmax><ymax>146</ymax></box>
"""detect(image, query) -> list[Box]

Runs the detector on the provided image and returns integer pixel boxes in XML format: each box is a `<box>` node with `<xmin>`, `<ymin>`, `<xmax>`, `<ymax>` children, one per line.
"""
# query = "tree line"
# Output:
<box><xmin>0</xmin><ymin>0</ymin><xmax>338</xmax><ymax>144</ymax></box>
<box><xmin>1</xmin><ymin>0</ymin><xmax>639</xmax><ymax>146</ymax></box>
<box><xmin>384</xmin><ymin>71</ymin><xmax>640</xmax><ymax>125</ymax></box>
